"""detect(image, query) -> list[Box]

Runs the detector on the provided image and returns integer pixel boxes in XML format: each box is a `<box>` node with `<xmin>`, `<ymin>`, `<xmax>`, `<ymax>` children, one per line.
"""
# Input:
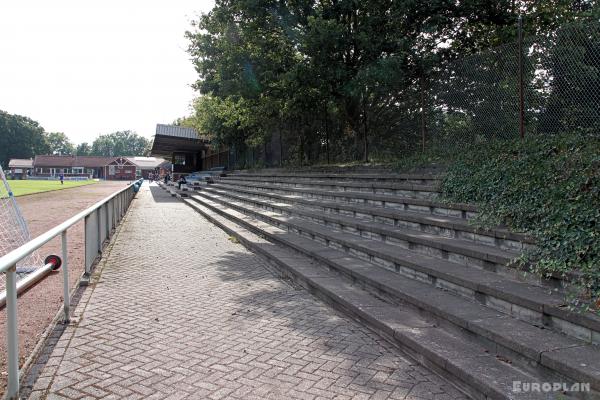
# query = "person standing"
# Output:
<box><xmin>59</xmin><ymin>172</ymin><xmax>64</xmax><ymax>185</ymax></box>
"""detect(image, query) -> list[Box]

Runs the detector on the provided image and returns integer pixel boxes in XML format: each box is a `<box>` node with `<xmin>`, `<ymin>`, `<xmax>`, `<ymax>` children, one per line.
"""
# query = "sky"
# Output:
<box><xmin>0</xmin><ymin>0</ymin><xmax>215</xmax><ymax>145</ymax></box>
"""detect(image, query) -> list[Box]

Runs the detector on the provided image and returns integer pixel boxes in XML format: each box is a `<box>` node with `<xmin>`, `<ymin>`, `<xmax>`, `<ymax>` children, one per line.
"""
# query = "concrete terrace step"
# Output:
<box><xmin>200</xmin><ymin>186</ymin><xmax>518</xmax><ymax>270</ymax></box>
<box><xmin>176</xmin><ymin>189</ymin><xmax>600</xmax><ymax>399</ymax></box>
<box><xmin>222</xmin><ymin>176</ymin><xmax>442</xmax><ymax>198</ymax></box>
<box><xmin>216</xmin><ymin>179</ymin><xmax>478</xmax><ymax>219</ymax></box>
<box><xmin>229</xmin><ymin>171</ymin><xmax>443</xmax><ymax>185</ymax></box>
<box><xmin>209</xmin><ymin>183</ymin><xmax>535</xmax><ymax>251</ymax></box>
<box><xmin>222</xmin><ymin>177</ymin><xmax>439</xmax><ymax>200</ymax></box>
<box><xmin>191</xmin><ymin>190</ymin><xmax>600</xmax><ymax>345</ymax></box>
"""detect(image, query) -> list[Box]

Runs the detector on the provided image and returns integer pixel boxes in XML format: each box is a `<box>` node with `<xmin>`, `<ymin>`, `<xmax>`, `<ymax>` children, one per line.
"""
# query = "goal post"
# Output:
<box><xmin>0</xmin><ymin>166</ymin><xmax>44</xmax><ymax>290</ymax></box>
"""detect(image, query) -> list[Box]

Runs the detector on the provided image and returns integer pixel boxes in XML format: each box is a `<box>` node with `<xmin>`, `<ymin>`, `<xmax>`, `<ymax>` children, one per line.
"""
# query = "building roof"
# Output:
<box><xmin>34</xmin><ymin>155</ymin><xmax>76</xmax><ymax>168</ymax></box>
<box><xmin>155</xmin><ymin>124</ymin><xmax>201</xmax><ymax>140</ymax></box>
<box><xmin>126</xmin><ymin>157</ymin><xmax>166</xmax><ymax>169</ymax></box>
<box><xmin>34</xmin><ymin>155</ymin><xmax>116</xmax><ymax>168</ymax></box>
<box><xmin>75</xmin><ymin>156</ymin><xmax>117</xmax><ymax>168</ymax></box>
<box><xmin>151</xmin><ymin>124</ymin><xmax>211</xmax><ymax>157</ymax></box>
<box><xmin>8</xmin><ymin>159</ymin><xmax>33</xmax><ymax>168</ymax></box>
<box><xmin>107</xmin><ymin>157</ymin><xmax>136</xmax><ymax>166</ymax></box>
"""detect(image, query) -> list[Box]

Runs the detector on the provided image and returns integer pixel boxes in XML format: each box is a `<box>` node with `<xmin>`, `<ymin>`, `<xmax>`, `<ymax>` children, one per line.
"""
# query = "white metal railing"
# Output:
<box><xmin>0</xmin><ymin>179</ymin><xmax>142</xmax><ymax>400</ymax></box>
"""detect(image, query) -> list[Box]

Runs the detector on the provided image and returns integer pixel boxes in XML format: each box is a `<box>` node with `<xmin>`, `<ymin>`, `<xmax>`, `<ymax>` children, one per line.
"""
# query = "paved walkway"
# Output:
<box><xmin>27</xmin><ymin>184</ymin><xmax>466</xmax><ymax>400</ymax></box>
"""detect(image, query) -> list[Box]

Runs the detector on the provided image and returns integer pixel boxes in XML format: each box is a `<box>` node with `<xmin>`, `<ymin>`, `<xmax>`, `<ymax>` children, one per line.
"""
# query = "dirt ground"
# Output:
<box><xmin>0</xmin><ymin>181</ymin><xmax>130</xmax><ymax>395</ymax></box>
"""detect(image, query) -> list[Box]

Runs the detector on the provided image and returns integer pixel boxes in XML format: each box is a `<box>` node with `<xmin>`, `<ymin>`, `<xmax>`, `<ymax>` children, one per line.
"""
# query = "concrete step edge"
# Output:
<box><xmin>222</xmin><ymin>176</ymin><xmax>442</xmax><ymax>192</ymax></box>
<box><xmin>203</xmin><ymin>185</ymin><xmax>521</xmax><ymax>263</ymax></box>
<box><xmin>210</xmin><ymin>183</ymin><xmax>533</xmax><ymax>245</ymax></box>
<box><xmin>228</xmin><ymin>172</ymin><xmax>445</xmax><ymax>182</ymax></box>
<box><xmin>217</xmin><ymin>179</ymin><xmax>478</xmax><ymax>213</ymax></box>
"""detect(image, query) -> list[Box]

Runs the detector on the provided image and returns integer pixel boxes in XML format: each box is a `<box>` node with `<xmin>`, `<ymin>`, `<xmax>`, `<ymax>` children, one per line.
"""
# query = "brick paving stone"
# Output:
<box><xmin>27</xmin><ymin>184</ymin><xmax>467</xmax><ymax>399</ymax></box>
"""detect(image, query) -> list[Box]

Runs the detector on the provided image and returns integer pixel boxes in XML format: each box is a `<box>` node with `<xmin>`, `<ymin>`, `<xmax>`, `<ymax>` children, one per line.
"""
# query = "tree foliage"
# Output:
<box><xmin>0</xmin><ymin>110</ymin><xmax>50</xmax><ymax>167</ymax></box>
<box><xmin>90</xmin><ymin>131</ymin><xmax>150</xmax><ymax>157</ymax></box>
<box><xmin>185</xmin><ymin>0</ymin><xmax>596</xmax><ymax>165</ymax></box>
<box><xmin>0</xmin><ymin>110</ymin><xmax>150</xmax><ymax>166</ymax></box>
<box><xmin>76</xmin><ymin>142</ymin><xmax>92</xmax><ymax>156</ymax></box>
<box><xmin>45</xmin><ymin>132</ymin><xmax>75</xmax><ymax>155</ymax></box>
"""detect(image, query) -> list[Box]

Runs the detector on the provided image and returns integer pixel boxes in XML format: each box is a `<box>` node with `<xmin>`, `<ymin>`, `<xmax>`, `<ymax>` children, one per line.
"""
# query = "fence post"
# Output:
<box><xmin>518</xmin><ymin>14</ymin><xmax>525</xmax><ymax>139</ymax></box>
<box><xmin>420</xmin><ymin>74</ymin><xmax>427</xmax><ymax>152</ymax></box>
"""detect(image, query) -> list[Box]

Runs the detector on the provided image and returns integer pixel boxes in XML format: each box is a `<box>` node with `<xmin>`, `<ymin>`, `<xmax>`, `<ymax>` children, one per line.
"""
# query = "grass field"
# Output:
<box><xmin>4</xmin><ymin>180</ymin><xmax>98</xmax><ymax>197</ymax></box>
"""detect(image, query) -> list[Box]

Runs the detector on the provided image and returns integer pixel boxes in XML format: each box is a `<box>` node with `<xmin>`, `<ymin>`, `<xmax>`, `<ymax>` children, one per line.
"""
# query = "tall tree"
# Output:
<box><xmin>75</xmin><ymin>142</ymin><xmax>92</xmax><ymax>156</ymax></box>
<box><xmin>0</xmin><ymin>110</ymin><xmax>50</xmax><ymax>167</ymax></box>
<box><xmin>45</xmin><ymin>132</ymin><xmax>75</xmax><ymax>155</ymax></box>
<box><xmin>186</xmin><ymin>0</ymin><xmax>597</xmax><ymax>164</ymax></box>
<box><xmin>90</xmin><ymin>131</ymin><xmax>150</xmax><ymax>157</ymax></box>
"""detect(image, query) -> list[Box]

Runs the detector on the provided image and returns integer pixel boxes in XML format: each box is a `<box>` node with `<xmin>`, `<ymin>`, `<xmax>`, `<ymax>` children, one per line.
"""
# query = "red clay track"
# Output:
<box><xmin>0</xmin><ymin>181</ymin><xmax>129</xmax><ymax>395</ymax></box>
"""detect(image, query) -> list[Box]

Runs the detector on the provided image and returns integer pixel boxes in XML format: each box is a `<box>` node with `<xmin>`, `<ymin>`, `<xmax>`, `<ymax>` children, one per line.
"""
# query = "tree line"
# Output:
<box><xmin>183</xmin><ymin>0</ymin><xmax>598</xmax><ymax>165</ymax></box>
<box><xmin>0</xmin><ymin>110</ymin><xmax>152</xmax><ymax>167</ymax></box>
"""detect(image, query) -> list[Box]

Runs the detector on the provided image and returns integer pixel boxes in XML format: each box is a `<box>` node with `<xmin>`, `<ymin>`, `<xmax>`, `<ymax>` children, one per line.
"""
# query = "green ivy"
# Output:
<box><xmin>441</xmin><ymin>133</ymin><xmax>600</xmax><ymax>311</ymax></box>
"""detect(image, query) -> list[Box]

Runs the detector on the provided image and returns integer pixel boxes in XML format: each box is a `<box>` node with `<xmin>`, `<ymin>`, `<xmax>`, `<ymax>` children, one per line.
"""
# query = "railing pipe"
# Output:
<box><xmin>0</xmin><ymin>262</ymin><xmax>56</xmax><ymax>309</ymax></box>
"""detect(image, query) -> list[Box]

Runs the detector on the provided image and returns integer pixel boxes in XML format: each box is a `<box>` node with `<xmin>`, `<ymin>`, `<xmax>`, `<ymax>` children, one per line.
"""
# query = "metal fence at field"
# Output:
<box><xmin>212</xmin><ymin>19</ymin><xmax>600</xmax><ymax>169</ymax></box>
<box><xmin>425</xmin><ymin>20</ymin><xmax>600</xmax><ymax>152</ymax></box>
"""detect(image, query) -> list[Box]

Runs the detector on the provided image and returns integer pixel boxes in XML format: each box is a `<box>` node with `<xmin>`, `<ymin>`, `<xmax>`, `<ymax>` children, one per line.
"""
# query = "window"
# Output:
<box><xmin>73</xmin><ymin>167</ymin><xmax>84</xmax><ymax>174</ymax></box>
<box><xmin>174</xmin><ymin>154</ymin><xmax>186</xmax><ymax>165</ymax></box>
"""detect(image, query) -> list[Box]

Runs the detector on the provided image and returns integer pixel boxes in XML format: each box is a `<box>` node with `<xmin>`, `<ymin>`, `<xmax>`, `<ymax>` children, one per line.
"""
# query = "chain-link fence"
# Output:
<box><xmin>0</xmin><ymin>166</ymin><xmax>44</xmax><ymax>291</ymax></box>
<box><xmin>215</xmin><ymin>20</ymin><xmax>600</xmax><ymax>169</ymax></box>
<box><xmin>426</xmin><ymin>20</ymin><xmax>600</xmax><ymax>151</ymax></box>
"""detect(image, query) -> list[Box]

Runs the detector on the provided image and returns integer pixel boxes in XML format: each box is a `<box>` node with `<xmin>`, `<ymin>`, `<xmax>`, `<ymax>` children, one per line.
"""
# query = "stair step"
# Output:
<box><xmin>222</xmin><ymin>177</ymin><xmax>439</xmax><ymax>200</ymax></box>
<box><xmin>178</xmin><ymin>190</ymin><xmax>600</xmax><ymax>399</ymax></box>
<box><xmin>228</xmin><ymin>171</ymin><xmax>443</xmax><ymax>184</ymax></box>
<box><xmin>211</xmin><ymin>182</ymin><xmax>533</xmax><ymax>249</ymax></box>
<box><xmin>222</xmin><ymin>176</ymin><xmax>441</xmax><ymax>196</ymax></box>
<box><xmin>206</xmin><ymin>185</ymin><xmax>528</xmax><ymax>259</ymax></box>
<box><xmin>191</xmin><ymin>190</ymin><xmax>600</xmax><ymax>345</ymax></box>
<box><xmin>217</xmin><ymin>179</ymin><xmax>477</xmax><ymax>217</ymax></box>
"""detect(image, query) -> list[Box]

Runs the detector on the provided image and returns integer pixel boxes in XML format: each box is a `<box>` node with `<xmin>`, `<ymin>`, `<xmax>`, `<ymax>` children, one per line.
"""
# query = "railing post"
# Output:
<box><xmin>105</xmin><ymin>203</ymin><xmax>109</xmax><ymax>239</ymax></box>
<box><xmin>61</xmin><ymin>231</ymin><xmax>70</xmax><ymax>322</ymax></box>
<box><xmin>97</xmin><ymin>209</ymin><xmax>102</xmax><ymax>253</ymax></box>
<box><xmin>84</xmin><ymin>214</ymin><xmax>90</xmax><ymax>275</ymax></box>
<box><xmin>6</xmin><ymin>264</ymin><xmax>19</xmax><ymax>399</ymax></box>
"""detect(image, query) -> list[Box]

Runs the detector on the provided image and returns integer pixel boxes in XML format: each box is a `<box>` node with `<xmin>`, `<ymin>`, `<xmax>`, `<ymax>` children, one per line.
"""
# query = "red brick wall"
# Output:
<box><xmin>108</xmin><ymin>166</ymin><xmax>136</xmax><ymax>180</ymax></box>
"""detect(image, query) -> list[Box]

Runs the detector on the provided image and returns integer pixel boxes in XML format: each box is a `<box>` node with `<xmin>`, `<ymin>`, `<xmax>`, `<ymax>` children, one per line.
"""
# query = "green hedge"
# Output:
<box><xmin>441</xmin><ymin>133</ymin><xmax>600</xmax><ymax>311</ymax></box>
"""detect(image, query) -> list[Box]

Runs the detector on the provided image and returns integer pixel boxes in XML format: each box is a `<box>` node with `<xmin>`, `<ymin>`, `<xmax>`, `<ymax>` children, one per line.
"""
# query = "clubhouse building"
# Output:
<box><xmin>7</xmin><ymin>155</ymin><xmax>170</xmax><ymax>180</ymax></box>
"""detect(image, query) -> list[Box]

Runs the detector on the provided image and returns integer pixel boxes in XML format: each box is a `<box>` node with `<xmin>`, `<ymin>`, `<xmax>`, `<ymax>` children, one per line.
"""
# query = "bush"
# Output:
<box><xmin>441</xmin><ymin>133</ymin><xmax>600</xmax><ymax>311</ymax></box>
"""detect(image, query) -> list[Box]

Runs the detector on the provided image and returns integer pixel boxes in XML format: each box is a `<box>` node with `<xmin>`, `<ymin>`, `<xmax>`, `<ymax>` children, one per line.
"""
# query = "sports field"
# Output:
<box><xmin>4</xmin><ymin>179</ymin><xmax>98</xmax><ymax>197</ymax></box>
